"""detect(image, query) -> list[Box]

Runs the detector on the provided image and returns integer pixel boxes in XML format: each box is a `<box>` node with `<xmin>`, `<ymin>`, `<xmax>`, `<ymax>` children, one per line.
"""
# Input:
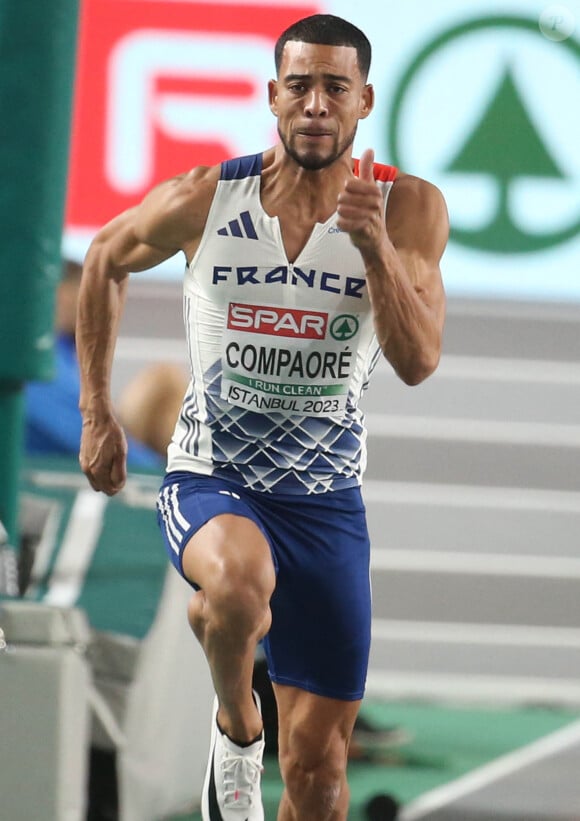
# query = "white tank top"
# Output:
<box><xmin>167</xmin><ymin>152</ymin><xmax>397</xmax><ymax>494</ymax></box>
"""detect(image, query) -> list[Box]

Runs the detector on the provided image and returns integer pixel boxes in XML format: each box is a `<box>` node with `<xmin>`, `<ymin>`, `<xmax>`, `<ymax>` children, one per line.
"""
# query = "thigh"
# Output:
<box><xmin>183</xmin><ymin>512</ymin><xmax>275</xmax><ymax>598</ymax></box>
<box><xmin>258</xmin><ymin>488</ymin><xmax>371</xmax><ymax>701</ymax></box>
<box><xmin>157</xmin><ymin>471</ymin><xmax>275</xmax><ymax>588</ymax></box>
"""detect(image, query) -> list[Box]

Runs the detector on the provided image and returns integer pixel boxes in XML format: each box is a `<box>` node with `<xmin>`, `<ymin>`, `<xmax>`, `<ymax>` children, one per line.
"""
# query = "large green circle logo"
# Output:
<box><xmin>330</xmin><ymin>314</ymin><xmax>359</xmax><ymax>340</ymax></box>
<box><xmin>388</xmin><ymin>16</ymin><xmax>580</xmax><ymax>254</ymax></box>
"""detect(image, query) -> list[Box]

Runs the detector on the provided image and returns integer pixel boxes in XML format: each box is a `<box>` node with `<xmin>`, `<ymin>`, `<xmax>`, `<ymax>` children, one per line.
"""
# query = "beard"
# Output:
<box><xmin>278</xmin><ymin>125</ymin><xmax>357</xmax><ymax>171</ymax></box>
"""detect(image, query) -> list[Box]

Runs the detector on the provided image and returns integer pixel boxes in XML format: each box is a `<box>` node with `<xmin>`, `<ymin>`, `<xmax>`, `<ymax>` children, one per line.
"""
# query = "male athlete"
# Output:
<box><xmin>77</xmin><ymin>14</ymin><xmax>448</xmax><ymax>821</ymax></box>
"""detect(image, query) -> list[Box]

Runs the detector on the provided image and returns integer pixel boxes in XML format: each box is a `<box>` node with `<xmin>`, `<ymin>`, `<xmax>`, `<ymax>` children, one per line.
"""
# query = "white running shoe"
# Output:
<box><xmin>201</xmin><ymin>692</ymin><xmax>265</xmax><ymax>821</ymax></box>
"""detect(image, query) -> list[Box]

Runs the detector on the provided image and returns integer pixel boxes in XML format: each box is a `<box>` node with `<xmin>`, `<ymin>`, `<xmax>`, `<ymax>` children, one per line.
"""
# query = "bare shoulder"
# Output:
<box><xmin>386</xmin><ymin>172</ymin><xmax>449</xmax><ymax>254</ymax></box>
<box><xmin>136</xmin><ymin>164</ymin><xmax>222</xmax><ymax>251</ymax></box>
<box><xmin>165</xmin><ymin>163</ymin><xmax>221</xmax><ymax>198</ymax></box>
<box><xmin>144</xmin><ymin>164</ymin><xmax>220</xmax><ymax>221</ymax></box>
<box><xmin>388</xmin><ymin>173</ymin><xmax>448</xmax><ymax>225</ymax></box>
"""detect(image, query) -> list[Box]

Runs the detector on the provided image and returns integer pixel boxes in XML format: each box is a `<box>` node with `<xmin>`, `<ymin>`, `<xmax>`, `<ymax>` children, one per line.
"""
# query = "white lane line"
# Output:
<box><xmin>116</xmin><ymin>337</ymin><xmax>185</xmax><ymax>361</ymax></box>
<box><xmin>364</xmin><ymin>413</ymin><xmax>580</xmax><ymax>447</ymax></box>
<box><xmin>44</xmin><ymin>491</ymin><xmax>108</xmax><ymax>607</ymax></box>
<box><xmin>371</xmin><ymin>619</ymin><xmax>580</xmax><ymax>648</ymax></box>
<box><xmin>372</xmin><ymin>354</ymin><xmax>580</xmax><ymax>385</ymax></box>
<box><xmin>398</xmin><ymin>718</ymin><xmax>580</xmax><ymax>820</ymax></box>
<box><xmin>29</xmin><ymin>470</ymin><xmax>161</xmax><ymax>494</ymax></box>
<box><xmin>26</xmin><ymin>502</ymin><xmax>62</xmax><ymax>596</ymax></box>
<box><xmin>437</xmin><ymin>354</ymin><xmax>580</xmax><ymax>384</ymax></box>
<box><xmin>363</xmin><ymin>480</ymin><xmax>580</xmax><ymax>513</ymax></box>
<box><xmin>370</xmin><ymin>548</ymin><xmax>580</xmax><ymax>579</ymax></box>
<box><xmin>365</xmin><ymin>671</ymin><xmax>580</xmax><ymax>708</ymax></box>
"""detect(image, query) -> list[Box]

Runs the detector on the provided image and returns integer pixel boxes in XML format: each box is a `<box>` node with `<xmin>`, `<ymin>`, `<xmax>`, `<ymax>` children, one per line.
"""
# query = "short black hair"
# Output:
<box><xmin>275</xmin><ymin>14</ymin><xmax>371</xmax><ymax>81</ymax></box>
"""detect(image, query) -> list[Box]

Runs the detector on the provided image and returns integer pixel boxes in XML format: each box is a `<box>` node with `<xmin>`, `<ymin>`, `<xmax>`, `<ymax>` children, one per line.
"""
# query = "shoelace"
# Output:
<box><xmin>221</xmin><ymin>746</ymin><xmax>264</xmax><ymax>808</ymax></box>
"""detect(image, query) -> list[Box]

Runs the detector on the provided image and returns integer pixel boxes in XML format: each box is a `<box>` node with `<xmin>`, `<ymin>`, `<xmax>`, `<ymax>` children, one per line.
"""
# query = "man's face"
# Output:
<box><xmin>269</xmin><ymin>41</ymin><xmax>373</xmax><ymax>171</ymax></box>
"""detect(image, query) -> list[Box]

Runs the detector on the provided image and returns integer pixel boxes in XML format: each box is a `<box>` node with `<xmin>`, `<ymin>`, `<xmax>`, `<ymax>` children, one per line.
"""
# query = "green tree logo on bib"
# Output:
<box><xmin>330</xmin><ymin>314</ymin><xmax>359</xmax><ymax>341</ymax></box>
<box><xmin>387</xmin><ymin>16</ymin><xmax>580</xmax><ymax>254</ymax></box>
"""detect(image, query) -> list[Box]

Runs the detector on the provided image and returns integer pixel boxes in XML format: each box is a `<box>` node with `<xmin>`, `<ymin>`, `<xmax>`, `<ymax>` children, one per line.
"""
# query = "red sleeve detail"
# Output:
<box><xmin>353</xmin><ymin>158</ymin><xmax>398</xmax><ymax>181</ymax></box>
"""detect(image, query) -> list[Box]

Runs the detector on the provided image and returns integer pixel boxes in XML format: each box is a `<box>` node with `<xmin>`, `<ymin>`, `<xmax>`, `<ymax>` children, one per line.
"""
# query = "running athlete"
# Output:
<box><xmin>77</xmin><ymin>14</ymin><xmax>448</xmax><ymax>821</ymax></box>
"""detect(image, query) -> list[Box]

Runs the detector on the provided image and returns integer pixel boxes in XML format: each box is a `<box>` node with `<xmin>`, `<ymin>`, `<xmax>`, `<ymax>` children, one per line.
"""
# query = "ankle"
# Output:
<box><xmin>216</xmin><ymin>697</ymin><xmax>263</xmax><ymax>745</ymax></box>
<box><xmin>217</xmin><ymin>718</ymin><xmax>263</xmax><ymax>748</ymax></box>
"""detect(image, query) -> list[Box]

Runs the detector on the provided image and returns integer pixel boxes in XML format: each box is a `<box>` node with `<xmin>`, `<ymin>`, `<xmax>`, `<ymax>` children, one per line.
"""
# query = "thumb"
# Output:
<box><xmin>358</xmin><ymin>148</ymin><xmax>375</xmax><ymax>183</ymax></box>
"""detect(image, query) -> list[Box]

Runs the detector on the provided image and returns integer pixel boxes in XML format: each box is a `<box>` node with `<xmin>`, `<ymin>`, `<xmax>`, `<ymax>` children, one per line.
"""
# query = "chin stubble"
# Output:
<box><xmin>278</xmin><ymin>126</ymin><xmax>357</xmax><ymax>171</ymax></box>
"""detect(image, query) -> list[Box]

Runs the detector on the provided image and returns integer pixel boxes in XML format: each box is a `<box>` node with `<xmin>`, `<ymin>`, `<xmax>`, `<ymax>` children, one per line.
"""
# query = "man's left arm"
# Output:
<box><xmin>337</xmin><ymin>149</ymin><xmax>448</xmax><ymax>385</ymax></box>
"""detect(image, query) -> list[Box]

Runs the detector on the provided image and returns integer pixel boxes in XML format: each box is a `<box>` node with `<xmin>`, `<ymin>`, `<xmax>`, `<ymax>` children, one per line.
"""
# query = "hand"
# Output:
<box><xmin>79</xmin><ymin>413</ymin><xmax>128</xmax><ymax>496</ymax></box>
<box><xmin>337</xmin><ymin>148</ymin><xmax>387</xmax><ymax>257</ymax></box>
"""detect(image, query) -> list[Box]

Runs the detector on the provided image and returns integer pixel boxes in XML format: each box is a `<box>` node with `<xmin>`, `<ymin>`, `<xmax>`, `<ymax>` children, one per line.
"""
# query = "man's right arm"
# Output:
<box><xmin>77</xmin><ymin>167</ymin><xmax>215</xmax><ymax>495</ymax></box>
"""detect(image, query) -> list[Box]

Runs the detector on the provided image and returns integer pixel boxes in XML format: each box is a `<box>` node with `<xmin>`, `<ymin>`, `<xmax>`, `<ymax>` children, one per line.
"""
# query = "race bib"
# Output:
<box><xmin>220</xmin><ymin>302</ymin><xmax>361</xmax><ymax>417</ymax></box>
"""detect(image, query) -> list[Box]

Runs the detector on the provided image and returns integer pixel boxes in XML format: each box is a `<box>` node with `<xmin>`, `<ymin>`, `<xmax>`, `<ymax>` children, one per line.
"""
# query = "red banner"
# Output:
<box><xmin>66</xmin><ymin>0</ymin><xmax>318</xmax><ymax>231</ymax></box>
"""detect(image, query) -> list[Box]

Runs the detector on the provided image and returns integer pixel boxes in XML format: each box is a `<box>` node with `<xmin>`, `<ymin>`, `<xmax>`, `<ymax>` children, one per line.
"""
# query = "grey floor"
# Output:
<box><xmin>115</xmin><ymin>280</ymin><xmax>580</xmax><ymax>819</ymax></box>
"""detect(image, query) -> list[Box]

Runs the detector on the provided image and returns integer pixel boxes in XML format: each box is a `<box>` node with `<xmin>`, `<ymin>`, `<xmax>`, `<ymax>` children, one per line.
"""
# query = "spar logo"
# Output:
<box><xmin>66</xmin><ymin>0</ymin><xmax>318</xmax><ymax>230</ymax></box>
<box><xmin>227</xmin><ymin>304</ymin><xmax>327</xmax><ymax>339</ymax></box>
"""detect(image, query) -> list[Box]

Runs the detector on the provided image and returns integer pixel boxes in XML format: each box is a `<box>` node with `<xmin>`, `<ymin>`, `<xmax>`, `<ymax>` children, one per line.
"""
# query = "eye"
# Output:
<box><xmin>288</xmin><ymin>83</ymin><xmax>306</xmax><ymax>94</ymax></box>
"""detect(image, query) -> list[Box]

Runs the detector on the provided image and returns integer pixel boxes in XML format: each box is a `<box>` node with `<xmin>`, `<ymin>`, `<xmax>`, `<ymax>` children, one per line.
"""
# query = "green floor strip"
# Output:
<box><xmin>166</xmin><ymin>700</ymin><xmax>580</xmax><ymax>820</ymax></box>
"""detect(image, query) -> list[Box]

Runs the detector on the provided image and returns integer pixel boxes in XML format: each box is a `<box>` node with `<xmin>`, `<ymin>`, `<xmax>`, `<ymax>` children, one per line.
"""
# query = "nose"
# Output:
<box><xmin>304</xmin><ymin>89</ymin><xmax>328</xmax><ymax>117</ymax></box>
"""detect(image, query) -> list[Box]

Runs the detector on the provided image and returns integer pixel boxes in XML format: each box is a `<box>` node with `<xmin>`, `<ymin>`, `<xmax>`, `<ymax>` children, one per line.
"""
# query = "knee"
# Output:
<box><xmin>279</xmin><ymin>730</ymin><xmax>347</xmax><ymax>816</ymax></box>
<box><xmin>184</xmin><ymin>516</ymin><xmax>275</xmax><ymax>639</ymax></box>
<box><xmin>188</xmin><ymin>547</ymin><xmax>274</xmax><ymax>639</ymax></box>
<box><xmin>212</xmin><ymin>560</ymin><xmax>272</xmax><ymax>630</ymax></box>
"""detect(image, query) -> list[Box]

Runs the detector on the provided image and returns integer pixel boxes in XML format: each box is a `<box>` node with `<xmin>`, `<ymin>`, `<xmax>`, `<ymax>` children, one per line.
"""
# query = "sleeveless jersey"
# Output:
<box><xmin>166</xmin><ymin>152</ymin><xmax>397</xmax><ymax>494</ymax></box>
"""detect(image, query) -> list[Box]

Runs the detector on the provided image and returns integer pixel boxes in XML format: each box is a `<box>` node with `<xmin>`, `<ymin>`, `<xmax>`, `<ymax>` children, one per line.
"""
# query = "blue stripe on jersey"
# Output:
<box><xmin>240</xmin><ymin>210</ymin><xmax>258</xmax><ymax>239</ymax></box>
<box><xmin>228</xmin><ymin>218</ymin><xmax>243</xmax><ymax>237</ymax></box>
<box><xmin>220</xmin><ymin>152</ymin><xmax>263</xmax><ymax>180</ymax></box>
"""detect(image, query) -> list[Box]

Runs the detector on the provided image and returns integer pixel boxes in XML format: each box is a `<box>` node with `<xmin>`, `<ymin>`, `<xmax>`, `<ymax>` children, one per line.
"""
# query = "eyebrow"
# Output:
<box><xmin>283</xmin><ymin>73</ymin><xmax>353</xmax><ymax>85</ymax></box>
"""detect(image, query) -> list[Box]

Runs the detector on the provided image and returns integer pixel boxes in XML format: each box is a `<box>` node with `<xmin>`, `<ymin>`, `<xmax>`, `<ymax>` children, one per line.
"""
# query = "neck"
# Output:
<box><xmin>261</xmin><ymin>145</ymin><xmax>354</xmax><ymax>217</ymax></box>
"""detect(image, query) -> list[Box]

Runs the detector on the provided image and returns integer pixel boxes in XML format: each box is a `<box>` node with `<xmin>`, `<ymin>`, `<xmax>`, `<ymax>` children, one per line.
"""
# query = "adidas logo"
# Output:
<box><xmin>217</xmin><ymin>210</ymin><xmax>258</xmax><ymax>240</ymax></box>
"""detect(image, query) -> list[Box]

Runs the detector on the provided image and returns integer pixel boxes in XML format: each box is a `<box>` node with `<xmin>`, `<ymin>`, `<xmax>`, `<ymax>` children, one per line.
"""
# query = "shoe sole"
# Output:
<box><xmin>201</xmin><ymin>697</ymin><xmax>219</xmax><ymax>821</ymax></box>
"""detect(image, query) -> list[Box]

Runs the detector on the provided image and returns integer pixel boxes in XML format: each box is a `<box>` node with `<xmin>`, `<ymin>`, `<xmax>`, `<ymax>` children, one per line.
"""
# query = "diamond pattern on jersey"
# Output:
<box><xmin>181</xmin><ymin>360</ymin><xmax>365</xmax><ymax>494</ymax></box>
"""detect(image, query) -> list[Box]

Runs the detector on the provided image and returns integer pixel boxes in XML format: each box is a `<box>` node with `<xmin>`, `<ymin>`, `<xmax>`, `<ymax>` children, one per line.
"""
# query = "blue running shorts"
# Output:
<box><xmin>157</xmin><ymin>471</ymin><xmax>371</xmax><ymax>701</ymax></box>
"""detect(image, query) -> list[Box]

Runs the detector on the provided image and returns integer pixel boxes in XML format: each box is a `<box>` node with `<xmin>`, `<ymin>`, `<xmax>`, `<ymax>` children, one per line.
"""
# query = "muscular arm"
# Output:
<box><xmin>337</xmin><ymin>150</ymin><xmax>448</xmax><ymax>385</ymax></box>
<box><xmin>77</xmin><ymin>167</ymin><xmax>215</xmax><ymax>494</ymax></box>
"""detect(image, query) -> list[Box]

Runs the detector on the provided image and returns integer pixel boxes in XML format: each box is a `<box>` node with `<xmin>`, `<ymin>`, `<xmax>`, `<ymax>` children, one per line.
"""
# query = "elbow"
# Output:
<box><xmin>84</xmin><ymin>239</ymin><xmax>125</xmax><ymax>284</ymax></box>
<box><xmin>396</xmin><ymin>349</ymin><xmax>441</xmax><ymax>386</ymax></box>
